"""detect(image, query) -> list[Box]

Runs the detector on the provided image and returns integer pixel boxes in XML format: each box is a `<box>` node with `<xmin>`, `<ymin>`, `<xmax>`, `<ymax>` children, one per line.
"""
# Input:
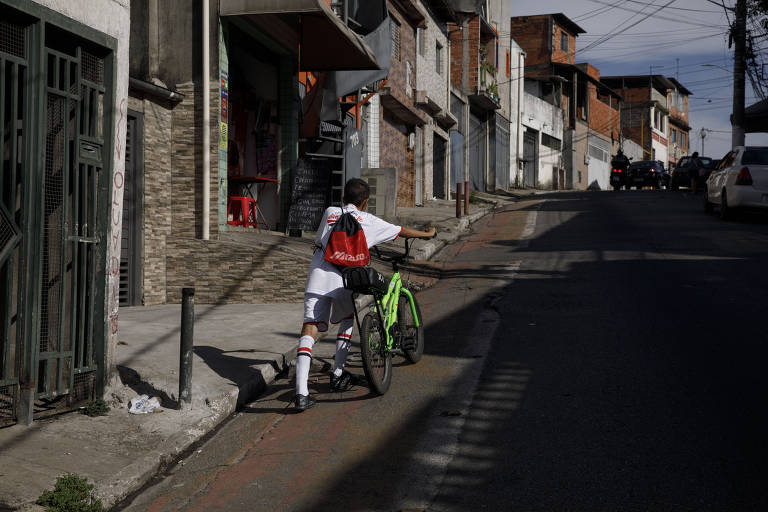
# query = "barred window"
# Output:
<box><xmin>542</xmin><ymin>133</ymin><xmax>561</xmax><ymax>150</ymax></box>
<box><xmin>418</xmin><ymin>28</ymin><xmax>426</xmax><ymax>56</ymax></box>
<box><xmin>391</xmin><ymin>18</ymin><xmax>401</xmax><ymax>61</ymax></box>
<box><xmin>436</xmin><ymin>43</ymin><xmax>443</xmax><ymax>74</ymax></box>
<box><xmin>561</xmin><ymin>31</ymin><xmax>568</xmax><ymax>52</ymax></box>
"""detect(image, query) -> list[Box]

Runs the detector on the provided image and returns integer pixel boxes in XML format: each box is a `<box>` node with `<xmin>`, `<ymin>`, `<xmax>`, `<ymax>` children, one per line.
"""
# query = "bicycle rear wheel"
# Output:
<box><xmin>398</xmin><ymin>293</ymin><xmax>424</xmax><ymax>364</ymax></box>
<box><xmin>360</xmin><ymin>311</ymin><xmax>392</xmax><ymax>395</ymax></box>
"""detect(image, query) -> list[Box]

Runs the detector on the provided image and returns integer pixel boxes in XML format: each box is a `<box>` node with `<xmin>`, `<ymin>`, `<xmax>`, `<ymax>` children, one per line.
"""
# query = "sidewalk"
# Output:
<box><xmin>0</xmin><ymin>191</ymin><xmax>525</xmax><ymax>511</ymax></box>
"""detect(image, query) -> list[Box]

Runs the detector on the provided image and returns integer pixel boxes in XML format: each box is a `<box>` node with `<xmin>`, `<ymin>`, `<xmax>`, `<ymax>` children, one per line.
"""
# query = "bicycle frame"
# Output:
<box><xmin>351</xmin><ymin>270</ymin><xmax>420</xmax><ymax>353</ymax></box>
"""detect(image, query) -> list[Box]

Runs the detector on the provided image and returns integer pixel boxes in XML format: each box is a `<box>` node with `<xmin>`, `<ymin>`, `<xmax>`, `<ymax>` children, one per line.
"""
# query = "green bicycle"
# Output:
<box><xmin>341</xmin><ymin>239</ymin><xmax>424</xmax><ymax>395</ymax></box>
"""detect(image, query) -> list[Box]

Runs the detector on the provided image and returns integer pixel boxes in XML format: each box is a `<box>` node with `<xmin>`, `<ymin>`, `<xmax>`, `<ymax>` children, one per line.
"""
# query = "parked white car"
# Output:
<box><xmin>703</xmin><ymin>146</ymin><xmax>768</xmax><ymax>220</ymax></box>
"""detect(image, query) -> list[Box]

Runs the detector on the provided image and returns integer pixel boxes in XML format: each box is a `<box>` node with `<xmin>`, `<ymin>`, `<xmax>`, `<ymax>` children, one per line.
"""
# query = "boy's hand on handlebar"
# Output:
<box><xmin>401</xmin><ymin>226</ymin><xmax>438</xmax><ymax>239</ymax></box>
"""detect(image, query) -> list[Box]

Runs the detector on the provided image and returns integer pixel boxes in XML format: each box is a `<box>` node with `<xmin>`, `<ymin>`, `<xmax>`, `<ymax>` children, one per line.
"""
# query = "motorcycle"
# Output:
<box><xmin>610</xmin><ymin>153</ymin><xmax>631</xmax><ymax>191</ymax></box>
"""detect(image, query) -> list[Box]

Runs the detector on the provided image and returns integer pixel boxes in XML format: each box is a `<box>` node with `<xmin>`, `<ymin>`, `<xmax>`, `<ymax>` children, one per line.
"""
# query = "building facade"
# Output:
<box><xmin>666</xmin><ymin>78</ymin><xmax>691</xmax><ymax>167</ymax></box>
<box><xmin>602</xmin><ymin>74</ymin><xmax>690</xmax><ymax>170</ymax></box>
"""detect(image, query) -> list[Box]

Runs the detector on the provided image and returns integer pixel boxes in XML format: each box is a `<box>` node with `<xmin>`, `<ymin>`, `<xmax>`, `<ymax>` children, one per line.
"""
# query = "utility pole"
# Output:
<box><xmin>700</xmin><ymin>127</ymin><xmax>708</xmax><ymax>155</ymax></box>
<box><xmin>732</xmin><ymin>0</ymin><xmax>746</xmax><ymax>147</ymax></box>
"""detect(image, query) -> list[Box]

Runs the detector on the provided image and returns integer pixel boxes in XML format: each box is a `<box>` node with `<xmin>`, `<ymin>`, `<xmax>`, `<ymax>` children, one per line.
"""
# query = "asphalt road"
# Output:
<box><xmin>118</xmin><ymin>190</ymin><xmax>768</xmax><ymax>511</ymax></box>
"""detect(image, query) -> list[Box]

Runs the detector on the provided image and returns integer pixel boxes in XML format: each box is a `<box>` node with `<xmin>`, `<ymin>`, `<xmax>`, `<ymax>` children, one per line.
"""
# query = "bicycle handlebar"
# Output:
<box><xmin>372</xmin><ymin>238</ymin><xmax>411</xmax><ymax>264</ymax></box>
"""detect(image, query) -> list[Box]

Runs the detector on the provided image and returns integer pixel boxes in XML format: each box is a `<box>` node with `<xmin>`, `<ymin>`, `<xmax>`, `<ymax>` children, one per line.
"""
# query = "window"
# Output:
<box><xmin>670</xmin><ymin>128</ymin><xmax>677</xmax><ymax>144</ymax></box>
<box><xmin>561</xmin><ymin>31</ymin><xmax>568</xmax><ymax>52</ymax></box>
<box><xmin>390</xmin><ymin>18</ymin><xmax>401</xmax><ymax>61</ymax></box>
<box><xmin>680</xmin><ymin>132</ymin><xmax>687</xmax><ymax>148</ymax></box>
<box><xmin>542</xmin><ymin>133</ymin><xmax>562</xmax><ymax>150</ymax></box>
<box><xmin>418</xmin><ymin>28</ymin><xmax>426</xmax><ymax>56</ymax></box>
<box><xmin>436</xmin><ymin>42</ymin><xmax>442</xmax><ymax>74</ymax></box>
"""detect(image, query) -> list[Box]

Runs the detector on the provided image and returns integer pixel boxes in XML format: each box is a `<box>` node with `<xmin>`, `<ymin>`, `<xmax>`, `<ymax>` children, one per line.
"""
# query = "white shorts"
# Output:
<box><xmin>303</xmin><ymin>292</ymin><xmax>355</xmax><ymax>332</ymax></box>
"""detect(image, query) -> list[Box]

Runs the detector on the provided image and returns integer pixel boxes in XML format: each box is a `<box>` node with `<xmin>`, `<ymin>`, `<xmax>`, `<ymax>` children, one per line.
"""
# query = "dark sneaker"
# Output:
<box><xmin>294</xmin><ymin>394</ymin><xmax>316</xmax><ymax>412</ymax></box>
<box><xmin>330</xmin><ymin>370</ymin><xmax>355</xmax><ymax>392</ymax></box>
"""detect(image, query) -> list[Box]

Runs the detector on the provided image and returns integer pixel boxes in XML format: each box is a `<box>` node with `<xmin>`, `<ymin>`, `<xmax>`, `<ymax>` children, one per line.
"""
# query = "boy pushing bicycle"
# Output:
<box><xmin>295</xmin><ymin>178</ymin><xmax>436</xmax><ymax>411</ymax></box>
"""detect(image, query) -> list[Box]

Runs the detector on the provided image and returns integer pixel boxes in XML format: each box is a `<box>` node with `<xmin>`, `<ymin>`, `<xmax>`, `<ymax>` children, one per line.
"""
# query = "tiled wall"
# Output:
<box><xmin>415</xmin><ymin>3</ymin><xmax>448</xmax><ymax>110</ymax></box>
<box><xmin>127</xmin><ymin>95</ymin><xmax>173</xmax><ymax>305</ymax></box>
<box><xmin>170</xmin><ymin>81</ymin><xmax>219</xmax><ymax>239</ymax></box>
<box><xmin>165</xmin><ymin>238</ymin><xmax>309</xmax><ymax>304</ymax></box>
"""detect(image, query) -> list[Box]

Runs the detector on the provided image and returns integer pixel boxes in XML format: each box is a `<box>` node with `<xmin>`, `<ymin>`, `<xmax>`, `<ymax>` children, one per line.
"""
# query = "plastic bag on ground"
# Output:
<box><xmin>128</xmin><ymin>394</ymin><xmax>161</xmax><ymax>414</ymax></box>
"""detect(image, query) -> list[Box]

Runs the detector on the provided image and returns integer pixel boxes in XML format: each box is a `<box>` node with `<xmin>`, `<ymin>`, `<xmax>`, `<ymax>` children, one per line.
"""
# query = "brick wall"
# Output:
<box><xmin>380</xmin><ymin>1</ymin><xmax>420</xmax><ymax>207</ymax></box>
<box><xmin>622</xmin><ymin>87</ymin><xmax>650</xmax><ymax>103</ymax></box>
<box><xmin>589</xmin><ymin>84</ymin><xmax>620</xmax><ymax>140</ymax></box>
<box><xmin>467</xmin><ymin>17</ymin><xmax>480</xmax><ymax>92</ymax></box>
<box><xmin>380</xmin><ymin>109</ymin><xmax>413</xmax><ymax>206</ymax></box>
<box><xmin>509</xmin><ymin>16</ymin><xmax>551</xmax><ymax>72</ymax></box>
<box><xmin>552</xmin><ymin>25</ymin><xmax>576</xmax><ymax>64</ymax></box>
<box><xmin>448</xmin><ymin>16</ymin><xmax>481</xmax><ymax>93</ymax></box>
<box><xmin>448</xmin><ymin>21</ymin><xmax>463</xmax><ymax>90</ymax></box>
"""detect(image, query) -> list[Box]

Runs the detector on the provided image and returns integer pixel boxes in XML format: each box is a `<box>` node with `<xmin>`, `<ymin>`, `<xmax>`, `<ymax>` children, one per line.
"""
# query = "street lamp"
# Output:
<box><xmin>700</xmin><ymin>127</ymin><xmax>710</xmax><ymax>154</ymax></box>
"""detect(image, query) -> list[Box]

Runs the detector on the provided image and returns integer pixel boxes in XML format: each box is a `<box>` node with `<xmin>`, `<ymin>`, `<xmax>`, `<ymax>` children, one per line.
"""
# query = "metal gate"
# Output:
<box><xmin>0</xmin><ymin>12</ymin><xmax>110</xmax><ymax>424</ymax></box>
<box><xmin>495</xmin><ymin>113</ymin><xmax>510</xmax><ymax>191</ymax></box>
<box><xmin>35</xmin><ymin>43</ymin><xmax>105</xmax><ymax>417</ymax></box>
<box><xmin>468</xmin><ymin>111</ymin><xmax>485</xmax><ymax>192</ymax></box>
<box><xmin>523</xmin><ymin>129</ymin><xmax>538</xmax><ymax>188</ymax></box>
<box><xmin>0</xmin><ymin>17</ymin><xmax>27</xmax><ymax>426</ymax></box>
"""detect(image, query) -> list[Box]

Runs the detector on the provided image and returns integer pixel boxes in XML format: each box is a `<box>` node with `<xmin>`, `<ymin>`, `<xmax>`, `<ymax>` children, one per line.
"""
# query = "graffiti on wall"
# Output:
<box><xmin>108</xmin><ymin>98</ymin><xmax>127</xmax><ymax>334</ymax></box>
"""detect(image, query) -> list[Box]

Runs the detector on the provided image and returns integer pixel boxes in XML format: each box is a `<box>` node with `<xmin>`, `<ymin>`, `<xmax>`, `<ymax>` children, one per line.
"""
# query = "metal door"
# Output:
<box><xmin>0</xmin><ymin>17</ymin><xmax>27</xmax><ymax>426</ymax></box>
<box><xmin>432</xmin><ymin>133</ymin><xmax>446</xmax><ymax>199</ymax></box>
<box><xmin>523</xmin><ymin>129</ymin><xmax>538</xmax><ymax>188</ymax></box>
<box><xmin>469</xmin><ymin>111</ymin><xmax>485</xmax><ymax>192</ymax></box>
<box><xmin>35</xmin><ymin>44</ymin><xmax>105</xmax><ymax>415</ymax></box>
<box><xmin>495</xmin><ymin>113</ymin><xmax>510</xmax><ymax>191</ymax></box>
<box><xmin>414</xmin><ymin>126</ymin><xmax>423</xmax><ymax>206</ymax></box>
<box><xmin>120</xmin><ymin>113</ymin><xmax>142</xmax><ymax>306</ymax></box>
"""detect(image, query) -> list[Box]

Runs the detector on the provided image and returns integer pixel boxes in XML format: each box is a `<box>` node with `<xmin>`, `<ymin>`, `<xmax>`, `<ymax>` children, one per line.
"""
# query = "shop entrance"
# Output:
<box><xmin>225</xmin><ymin>27</ymin><xmax>281</xmax><ymax>231</ymax></box>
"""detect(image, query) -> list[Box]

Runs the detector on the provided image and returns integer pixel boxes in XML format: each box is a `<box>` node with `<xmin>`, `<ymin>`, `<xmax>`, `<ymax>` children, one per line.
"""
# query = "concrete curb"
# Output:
<box><xmin>96</xmin><ymin>344</ymin><xmax>296</xmax><ymax>509</ymax></box>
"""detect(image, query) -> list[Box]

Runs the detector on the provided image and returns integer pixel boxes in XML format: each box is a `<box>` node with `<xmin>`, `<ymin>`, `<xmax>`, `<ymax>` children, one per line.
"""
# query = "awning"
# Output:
<box><xmin>379</xmin><ymin>87</ymin><xmax>426</xmax><ymax>126</ymax></box>
<box><xmin>220</xmin><ymin>0</ymin><xmax>380</xmax><ymax>70</ymax></box>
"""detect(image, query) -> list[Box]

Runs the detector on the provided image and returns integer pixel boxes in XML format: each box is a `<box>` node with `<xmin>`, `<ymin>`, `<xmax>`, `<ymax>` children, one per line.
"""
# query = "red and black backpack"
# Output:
<box><xmin>324</xmin><ymin>209</ymin><xmax>369</xmax><ymax>268</ymax></box>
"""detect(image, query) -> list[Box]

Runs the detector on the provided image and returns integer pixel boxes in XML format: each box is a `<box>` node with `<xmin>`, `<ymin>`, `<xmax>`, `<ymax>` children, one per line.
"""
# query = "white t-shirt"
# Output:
<box><xmin>305</xmin><ymin>205</ymin><xmax>402</xmax><ymax>298</ymax></box>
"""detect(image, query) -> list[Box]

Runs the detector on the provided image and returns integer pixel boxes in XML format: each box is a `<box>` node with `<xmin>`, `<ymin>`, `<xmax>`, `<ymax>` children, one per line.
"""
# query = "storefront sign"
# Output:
<box><xmin>288</xmin><ymin>158</ymin><xmax>331</xmax><ymax>231</ymax></box>
<box><xmin>220</xmin><ymin>121</ymin><xmax>228</xmax><ymax>151</ymax></box>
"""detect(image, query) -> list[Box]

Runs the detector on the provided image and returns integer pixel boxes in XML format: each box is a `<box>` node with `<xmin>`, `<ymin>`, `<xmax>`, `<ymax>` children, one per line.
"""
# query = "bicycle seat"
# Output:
<box><xmin>342</xmin><ymin>267</ymin><xmax>388</xmax><ymax>295</ymax></box>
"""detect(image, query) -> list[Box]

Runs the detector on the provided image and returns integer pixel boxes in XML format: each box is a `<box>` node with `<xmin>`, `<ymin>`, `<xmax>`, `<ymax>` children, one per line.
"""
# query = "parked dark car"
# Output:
<box><xmin>626</xmin><ymin>160</ymin><xmax>668</xmax><ymax>189</ymax></box>
<box><xmin>670</xmin><ymin>155</ymin><xmax>715</xmax><ymax>190</ymax></box>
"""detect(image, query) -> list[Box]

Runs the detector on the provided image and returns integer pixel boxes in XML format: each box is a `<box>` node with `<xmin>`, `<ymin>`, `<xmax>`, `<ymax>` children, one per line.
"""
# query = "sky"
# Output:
<box><xmin>510</xmin><ymin>0</ymin><xmax>768</xmax><ymax>159</ymax></box>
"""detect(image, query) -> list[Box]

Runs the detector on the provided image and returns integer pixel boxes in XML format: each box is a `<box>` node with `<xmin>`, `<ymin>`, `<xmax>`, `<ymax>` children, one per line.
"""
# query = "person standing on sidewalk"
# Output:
<box><xmin>689</xmin><ymin>151</ymin><xmax>703</xmax><ymax>194</ymax></box>
<box><xmin>295</xmin><ymin>178</ymin><xmax>436</xmax><ymax>411</ymax></box>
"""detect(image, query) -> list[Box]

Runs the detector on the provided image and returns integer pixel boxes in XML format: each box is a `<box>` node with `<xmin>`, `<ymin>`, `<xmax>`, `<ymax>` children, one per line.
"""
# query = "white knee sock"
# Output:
<box><xmin>333</xmin><ymin>319</ymin><xmax>354</xmax><ymax>377</ymax></box>
<box><xmin>296</xmin><ymin>335</ymin><xmax>315</xmax><ymax>396</ymax></box>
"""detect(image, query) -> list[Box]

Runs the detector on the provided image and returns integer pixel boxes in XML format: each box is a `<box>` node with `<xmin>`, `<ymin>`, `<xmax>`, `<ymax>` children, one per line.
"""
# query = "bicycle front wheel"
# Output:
<box><xmin>360</xmin><ymin>311</ymin><xmax>392</xmax><ymax>395</ymax></box>
<box><xmin>398</xmin><ymin>293</ymin><xmax>424</xmax><ymax>364</ymax></box>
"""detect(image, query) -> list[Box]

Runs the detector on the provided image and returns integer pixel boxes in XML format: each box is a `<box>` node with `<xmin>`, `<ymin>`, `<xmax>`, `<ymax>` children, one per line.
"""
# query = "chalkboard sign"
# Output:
<box><xmin>287</xmin><ymin>158</ymin><xmax>331</xmax><ymax>231</ymax></box>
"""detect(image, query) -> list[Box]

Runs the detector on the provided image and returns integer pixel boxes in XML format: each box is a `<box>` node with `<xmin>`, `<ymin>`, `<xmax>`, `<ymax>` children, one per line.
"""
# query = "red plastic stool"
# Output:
<box><xmin>227</xmin><ymin>196</ymin><xmax>257</xmax><ymax>227</ymax></box>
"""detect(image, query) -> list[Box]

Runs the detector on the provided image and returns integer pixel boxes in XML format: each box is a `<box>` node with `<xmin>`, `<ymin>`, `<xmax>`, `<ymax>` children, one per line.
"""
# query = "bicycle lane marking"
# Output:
<box><xmin>391</xmin><ymin>203</ymin><xmax>543</xmax><ymax>511</ymax></box>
